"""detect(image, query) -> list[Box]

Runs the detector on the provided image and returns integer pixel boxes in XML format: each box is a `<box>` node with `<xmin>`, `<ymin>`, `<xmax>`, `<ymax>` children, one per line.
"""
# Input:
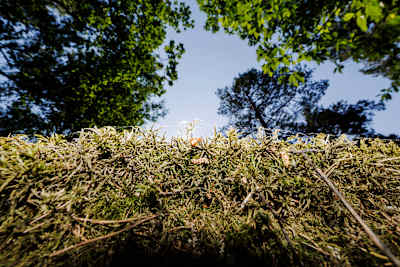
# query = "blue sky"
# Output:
<box><xmin>147</xmin><ymin>0</ymin><xmax>399</xmax><ymax>138</ymax></box>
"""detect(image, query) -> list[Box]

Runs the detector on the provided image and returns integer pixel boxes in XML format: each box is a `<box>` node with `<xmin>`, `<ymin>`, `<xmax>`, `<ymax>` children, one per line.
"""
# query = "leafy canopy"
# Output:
<box><xmin>0</xmin><ymin>0</ymin><xmax>194</xmax><ymax>136</ymax></box>
<box><xmin>197</xmin><ymin>0</ymin><xmax>400</xmax><ymax>100</ymax></box>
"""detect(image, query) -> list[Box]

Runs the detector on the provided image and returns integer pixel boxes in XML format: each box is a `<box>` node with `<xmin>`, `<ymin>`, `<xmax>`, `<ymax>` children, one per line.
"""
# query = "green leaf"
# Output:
<box><xmin>343</xmin><ymin>13</ymin><xmax>354</xmax><ymax>21</ymax></box>
<box><xmin>262</xmin><ymin>64</ymin><xmax>273</xmax><ymax>77</ymax></box>
<box><xmin>386</xmin><ymin>14</ymin><xmax>400</xmax><ymax>26</ymax></box>
<box><xmin>0</xmin><ymin>0</ymin><xmax>194</xmax><ymax>136</ymax></box>
<box><xmin>365</xmin><ymin>0</ymin><xmax>383</xmax><ymax>22</ymax></box>
<box><xmin>282</xmin><ymin>8</ymin><xmax>291</xmax><ymax>18</ymax></box>
<box><xmin>288</xmin><ymin>74</ymin><xmax>299</xmax><ymax>87</ymax></box>
<box><xmin>356</xmin><ymin>12</ymin><xmax>368</xmax><ymax>32</ymax></box>
<box><xmin>232</xmin><ymin>21</ymin><xmax>239</xmax><ymax>30</ymax></box>
<box><xmin>198</xmin><ymin>0</ymin><xmax>400</xmax><ymax>102</ymax></box>
<box><xmin>258</xmin><ymin>18</ymin><xmax>265</xmax><ymax>27</ymax></box>
<box><xmin>237</xmin><ymin>2</ymin><xmax>244</xmax><ymax>13</ymax></box>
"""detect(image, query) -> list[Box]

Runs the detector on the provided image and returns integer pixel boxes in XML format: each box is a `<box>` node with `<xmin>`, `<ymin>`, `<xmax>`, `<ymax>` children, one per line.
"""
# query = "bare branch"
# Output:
<box><xmin>301</xmin><ymin>152</ymin><xmax>400</xmax><ymax>267</ymax></box>
<box><xmin>49</xmin><ymin>214</ymin><xmax>159</xmax><ymax>257</ymax></box>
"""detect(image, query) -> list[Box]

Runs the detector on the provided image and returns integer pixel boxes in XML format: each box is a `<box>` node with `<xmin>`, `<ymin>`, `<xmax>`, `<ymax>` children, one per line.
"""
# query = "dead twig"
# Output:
<box><xmin>72</xmin><ymin>215</ymin><xmax>143</xmax><ymax>225</ymax></box>
<box><xmin>301</xmin><ymin>152</ymin><xmax>400</xmax><ymax>267</ymax></box>
<box><xmin>49</xmin><ymin>214</ymin><xmax>159</xmax><ymax>257</ymax></box>
<box><xmin>240</xmin><ymin>189</ymin><xmax>255</xmax><ymax>210</ymax></box>
<box><xmin>30</xmin><ymin>211</ymin><xmax>52</xmax><ymax>225</ymax></box>
<box><xmin>23</xmin><ymin>222</ymin><xmax>46</xmax><ymax>234</ymax></box>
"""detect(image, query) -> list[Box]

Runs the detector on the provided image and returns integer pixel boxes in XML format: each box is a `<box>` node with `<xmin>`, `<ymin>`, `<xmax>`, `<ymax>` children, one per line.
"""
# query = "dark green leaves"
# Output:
<box><xmin>365</xmin><ymin>0</ymin><xmax>384</xmax><ymax>22</ymax></box>
<box><xmin>0</xmin><ymin>0</ymin><xmax>194</xmax><ymax>137</ymax></box>
<box><xmin>197</xmin><ymin>0</ymin><xmax>400</xmax><ymax>100</ymax></box>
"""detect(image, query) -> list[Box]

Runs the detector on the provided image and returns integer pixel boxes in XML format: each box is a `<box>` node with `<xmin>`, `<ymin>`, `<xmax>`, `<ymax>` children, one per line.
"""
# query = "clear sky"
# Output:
<box><xmin>147</xmin><ymin>0</ymin><xmax>399</xmax><ymax>139</ymax></box>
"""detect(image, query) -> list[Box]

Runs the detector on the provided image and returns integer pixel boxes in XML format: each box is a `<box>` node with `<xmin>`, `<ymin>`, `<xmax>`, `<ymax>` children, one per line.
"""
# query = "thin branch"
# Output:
<box><xmin>72</xmin><ymin>215</ymin><xmax>145</xmax><ymax>225</ymax></box>
<box><xmin>240</xmin><ymin>188</ymin><xmax>255</xmax><ymax>210</ymax></box>
<box><xmin>247</xmin><ymin>92</ymin><xmax>269</xmax><ymax>129</ymax></box>
<box><xmin>299</xmin><ymin>235</ymin><xmax>330</xmax><ymax>256</ymax></box>
<box><xmin>30</xmin><ymin>211</ymin><xmax>52</xmax><ymax>225</ymax></box>
<box><xmin>0</xmin><ymin>49</ymin><xmax>13</xmax><ymax>66</ymax></box>
<box><xmin>266</xmin><ymin>90</ymin><xmax>298</xmax><ymax>126</ymax></box>
<box><xmin>23</xmin><ymin>222</ymin><xmax>46</xmax><ymax>234</ymax></box>
<box><xmin>301</xmin><ymin>152</ymin><xmax>400</xmax><ymax>267</ymax></box>
<box><xmin>49</xmin><ymin>214</ymin><xmax>159</xmax><ymax>257</ymax></box>
<box><xmin>0</xmin><ymin>69</ymin><xmax>14</xmax><ymax>81</ymax></box>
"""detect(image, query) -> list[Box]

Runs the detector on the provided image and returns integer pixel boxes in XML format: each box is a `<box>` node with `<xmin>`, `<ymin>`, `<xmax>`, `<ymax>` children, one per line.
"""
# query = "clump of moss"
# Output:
<box><xmin>0</xmin><ymin>126</ymin><xmax>399</xmax><ymax>266</ymax></box>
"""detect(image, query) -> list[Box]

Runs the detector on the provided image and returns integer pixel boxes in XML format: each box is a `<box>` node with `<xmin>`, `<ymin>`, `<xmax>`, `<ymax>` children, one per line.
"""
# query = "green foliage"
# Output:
<box><xmin>0</xmin><ymin>0</ymin><xmax>194</xmax><ymax>136</ymax></box>
<box><xmin>197</xmin><ymin>0</ymin><xmax>400</xmax><ymax>100</ymax></box>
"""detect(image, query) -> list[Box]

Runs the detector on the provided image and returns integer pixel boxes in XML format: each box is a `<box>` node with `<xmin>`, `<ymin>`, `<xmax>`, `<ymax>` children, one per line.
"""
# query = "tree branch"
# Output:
<box><xmin>0</xmin><ymin>49</ymin><xmax>13</xmax><ymax>66</ymax></box>
<box><xmin>0</xmin><ymin>69</ymin><xmax>15</xmax><ymax>81</ymax></box>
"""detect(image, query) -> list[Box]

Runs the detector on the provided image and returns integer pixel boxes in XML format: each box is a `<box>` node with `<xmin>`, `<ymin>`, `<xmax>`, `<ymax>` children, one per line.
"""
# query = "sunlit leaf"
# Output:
<box><xmin>356</xmin><ymin>12</ymin><xmax>368</xmax><ymax>32</ymax></box>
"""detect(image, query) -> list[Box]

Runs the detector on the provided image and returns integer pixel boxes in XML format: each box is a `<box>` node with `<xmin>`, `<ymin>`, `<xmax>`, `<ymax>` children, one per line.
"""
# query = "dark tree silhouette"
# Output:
<box><xmin>216</xmin><ymin>65</ymin><xmax>328</xmax><ymax>137</ymax></box>
<box><xmin>0</xmin><ymin>0</ymin><xmax>194</xmax><ymax>136</ymax></box>
<box><xmin>297</xmin><ymin>100</ymin><xmax>385</xmax><ymax>136</ymax></box>
<box><xmin>216</xmin><ymin>66</ymin><xmax>387</xmax><ymax>138</ymax></box>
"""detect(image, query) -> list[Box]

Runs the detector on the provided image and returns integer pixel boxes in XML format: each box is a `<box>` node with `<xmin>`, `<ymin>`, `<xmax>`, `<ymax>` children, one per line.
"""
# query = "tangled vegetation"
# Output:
<box><xmin>0</xmin><ymin>127</ymin><xmax>399</xmax><ymax>266</ymax></box>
